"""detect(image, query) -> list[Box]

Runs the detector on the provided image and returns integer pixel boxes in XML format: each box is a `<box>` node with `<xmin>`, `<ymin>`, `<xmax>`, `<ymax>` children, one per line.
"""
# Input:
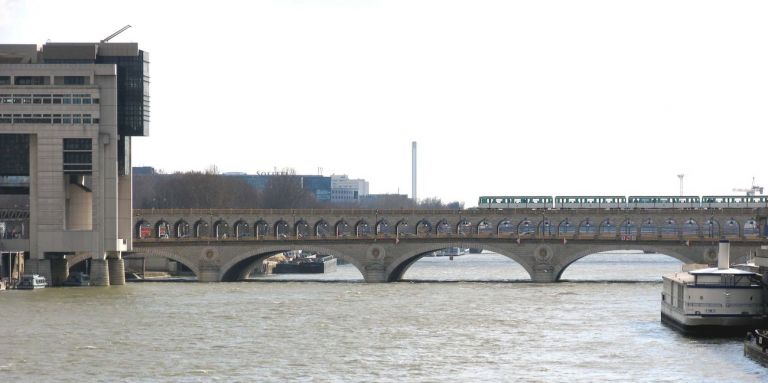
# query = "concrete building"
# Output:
<box><xmin>0</xmin><ymin>41</ymin><xmax>149</xmax><ymax>286</ymax></box>
<box><xmin>331</xmin><ymin>174</ymin><xmax>369</xmax><ymax>203</ymax></box>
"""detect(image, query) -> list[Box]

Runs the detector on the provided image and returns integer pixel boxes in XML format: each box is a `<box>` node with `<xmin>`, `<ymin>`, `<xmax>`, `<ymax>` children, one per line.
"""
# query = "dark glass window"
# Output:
<box><xmin>0</xmin><ymin>76</ymin><xmax>10</xmax><ymax>85</ymax></box>
<box><xmin>63</xmin><ymin>76</ymin><xmax>86</xmax><ymax>85</ymax></box>
<box><xmin>63</xmin><ymin>138</ymin><xmax>92</xmax><ymax>151</ymax></box>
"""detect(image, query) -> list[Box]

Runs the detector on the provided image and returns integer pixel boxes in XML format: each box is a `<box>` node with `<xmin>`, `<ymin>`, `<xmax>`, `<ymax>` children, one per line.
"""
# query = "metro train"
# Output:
<box><xmin>477</xmin><ymin>195</ymin><xmax>768</xmax><ymax>209</ymax></box>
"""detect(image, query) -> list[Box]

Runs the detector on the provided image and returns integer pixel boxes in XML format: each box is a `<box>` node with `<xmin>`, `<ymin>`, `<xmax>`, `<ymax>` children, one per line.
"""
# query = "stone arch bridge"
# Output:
<box><xmin>124</xmin><ymin>208</ymin><xmax>768</xmax><ymax>283</ymax></box>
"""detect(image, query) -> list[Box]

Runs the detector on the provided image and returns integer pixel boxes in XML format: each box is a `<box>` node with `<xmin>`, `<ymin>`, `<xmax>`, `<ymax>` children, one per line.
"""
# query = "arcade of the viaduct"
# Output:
<box><xmin>84</xmin><ymin>207</ymin><xmax>768</xmax><ymax>283</ymax></box>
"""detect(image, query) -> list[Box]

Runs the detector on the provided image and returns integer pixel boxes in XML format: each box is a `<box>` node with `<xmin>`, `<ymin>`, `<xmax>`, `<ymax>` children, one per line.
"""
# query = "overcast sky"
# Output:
<box><xmin>2</xmin><ymin>0</ymin><xmax>766</xmax><ymax>206</ymax></box>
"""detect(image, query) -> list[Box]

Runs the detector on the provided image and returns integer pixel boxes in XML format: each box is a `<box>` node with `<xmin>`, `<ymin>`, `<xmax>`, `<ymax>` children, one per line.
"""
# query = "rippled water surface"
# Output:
<box><xmin>1</xmin><ymin>253</ymin><xmax>766</xmax><ymax>382</ymax></box>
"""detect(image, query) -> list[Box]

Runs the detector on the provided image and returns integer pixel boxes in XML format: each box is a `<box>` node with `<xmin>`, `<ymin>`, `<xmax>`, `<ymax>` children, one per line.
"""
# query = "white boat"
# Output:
<box><xmin>661</xmin><ymin>241</ymin><xmax>768</xmax><ymax>335</ymax></box>
<box><xmin>17</xmin><ymin>274</ymin><xmax>47</xmax><ymax>290</ymax></box>
<box><xmin>432</xmin><ymin>247</ymin><xmax>468</xmax><ymax>257</ymax></box>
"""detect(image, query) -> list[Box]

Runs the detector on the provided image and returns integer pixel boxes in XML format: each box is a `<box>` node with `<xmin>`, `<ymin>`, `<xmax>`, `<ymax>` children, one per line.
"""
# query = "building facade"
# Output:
<box><xmin>330</xmin><ymin>174</ymin><xmax>369</xmax><ymax>203</ymax></box>
<box><xmin>0</xmin><ymin>42</ymin><xmax>149</xmax><ymax>286</ymax></box>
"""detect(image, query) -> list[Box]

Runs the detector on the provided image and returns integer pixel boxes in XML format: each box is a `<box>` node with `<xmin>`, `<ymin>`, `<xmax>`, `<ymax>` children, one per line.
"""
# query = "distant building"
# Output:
<box><xmin>224</xmin><ymin>173</ymin><xmax>332</xmax><ymax>202</ymax></box>
<box><xmin>331</xmin><ymin>174</ymin><xmax>369</xmax><ymax>203</ymax></box>
<box><xmin>133</xmin><ymin>166</ymin><xmax>156</xmax><ymax>175</ymax></box>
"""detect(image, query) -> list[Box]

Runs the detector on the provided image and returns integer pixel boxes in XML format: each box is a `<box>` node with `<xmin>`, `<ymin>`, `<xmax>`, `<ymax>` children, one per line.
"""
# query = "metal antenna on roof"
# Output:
<box><xmin>101</xmin><ymin>25</ymin><xmax>132</xmax><ymax>43</ymax></box>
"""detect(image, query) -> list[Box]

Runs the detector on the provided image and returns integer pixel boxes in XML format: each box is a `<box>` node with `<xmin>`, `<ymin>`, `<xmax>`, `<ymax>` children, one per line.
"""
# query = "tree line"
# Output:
<box><xmin>133</xmin><ymin>169</ymin><xmax>464</xmax><ymax>210</ymax></box>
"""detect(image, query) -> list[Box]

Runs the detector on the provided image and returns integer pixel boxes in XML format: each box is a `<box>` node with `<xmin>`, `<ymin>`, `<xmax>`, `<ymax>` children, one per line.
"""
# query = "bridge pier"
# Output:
<box><xmin>49</xmin><ymin>255</ymin><xmax>69</xmax><ymax>286</ymax></box>
<box><xmin>90</xmin><ymin>257</ymin><xmax>110</xmax><ymax>286</ymax></box>
<box><xmin>530</xmin><ymin>265</ymin><xmax>558</xmax><ymax>283</ymax></box>
<box><xmin>108</xmin><ymin>252</ymin><xmax>125</xmax><ymax>286</ymax></box>
<box><xmin>199</xmin><ymin>265</ymin><xmax>221</xmax><ymax>283</ymax></box>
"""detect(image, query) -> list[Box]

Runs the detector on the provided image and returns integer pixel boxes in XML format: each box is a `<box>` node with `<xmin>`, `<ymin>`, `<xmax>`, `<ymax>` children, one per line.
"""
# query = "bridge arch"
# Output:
<box><xmin>436</xmin><ymin>219</ymin><xmax>451</xmax><ymax>235</ymax></box>
<box><xmin>682</xmin><ymin>218</ymin><xmax>699</xmax><ymax>237</ymax></box>
<box><xmin>219</xmin><ymin>245</ymin><xmax>366</xmax><ymax>282</ymax></box>
<box><xmin>234</xmin><ymin>220</ymin><xmax>251</xmax><ymax>238</ymax></box>
<box><xmin>175</xmin><ymin>219</ymin><xmax>190</xmax><ymax>238</ymax></box>
<box><xmin>477</xmin><ymin>220</ymin><xmax>493</xmax><ymax>236</ymax></box>
<box><xmin>553</xmin><ymin>245</ymin><xmax>701</xmax><ymax>282</ymax></box>
<box><xmin>619</xmin><ymin>219</ymin><xmax>635</xmax><ymax>237</ymax></box>
<box><xmin>744</xmin><ymin>219</ymin><xmax>759</xmax><ymax>238</ymax></box>
<box><xmin>559</xmin><ymin>219</ymin><xmax>575</xmax><ymax>237</ymax></box>
<box><xmin>377</xmin><ymin>219</ymin><xmax>392</xmax><ymax>235</ymax></box>
<box><xmin>385</xmin><ymin>242</ymin><xmax>535</xmax><ymax>282</ymax></box>
<box><xmin>136</xmin><ymin>219</ymin><xmax>151</xmax><ymax>239</ymax></box>
<box><xmin>155</xmin><ymin>220</ymin><xmax>170</xmax><ymax>238</ymax></box>
<box><xmin>518</xmin><ymin>218</ymin><xmax>536</xmax><ymax>236</ymax></box>
<box><xmin>415</xmin><ymin>219</ymin><xmax>432</xmax><ymax>236</ymax></box>
<box><xmin>723</xmin><ymin>218</ymin><xmax>740</xmax><ymax>238</ymax></box>
<box><xmin>598</xmin><ymin>219</ymin><xmax>615</xmax><ymax>238</ymax></box>
<box><xmin>295</xmin><ymin>220</ymin><xmax>310</xmax><ymax>238</ymax></box>
<box><xmin>193</xmin><ymin>219</ymin><xmax>209</xmax><ymax>238</ymax></box>
<box><xmin>356</xmin><ymin>220</ymin><xmax>372</xmax><ymax>237</ymax></box>
<box><xmin>704</xmin><ymin>218</ymin><xmax>720</xmax><ymax>238</ymax></box>
<box><xmin>497</xmin><ymin>218</ymin><xmax>513</xmax><ymax>235</ymax></box>
<box><xmin>578</xmin><ymin>218</ymin><xmax>595</xmax><ymax>238</ymax></box>
<box><xmin>457</xmin><ymin>219</ymin><xmax>472</xmax><ymax>235</ymax></box>
<box><xmin>661</xmin><ymin>218</ymin><xmax>678</xmax><ymax>238</ymax></box>
<box><xmin>213</xmin><ymin>220</ymin><xmax>230</xmax><ymax>239</ymax></box>
<box><xmin>67</xmin><ymin>249</ymin><xmax>200</xmax><ymax>278</ymax></box>
<box><xmin>254</xmin><ymin>220</ymin><xmax>269</xmax><ymax>239</ymax></box>
<box><xmin>274</xmin><ymin>220</ymin><xmax>289</xmax><ymax>239</ymax></box>
<box><xmin>395</xmin><ymin>220</ymin><xmax>409</xmax><ymax>236</ymax></box>
<box><xmin>336</xmin><ymin>220</ymin><xmax>351</xmax><ymax>237</ymax></box>
<box><xmin>315</xmin><ymin>220</ymin><xmax>330</xmax><ymax>237</ymax></box>
<box><xmin>640</xmin><ymin>218</ymin><xmax>657</xmax><ymax>239</ymax></box>
<box><xmin>538</xmin><ymin>219</ymin><xmax>554</xmax><ymax>237</ymax></box>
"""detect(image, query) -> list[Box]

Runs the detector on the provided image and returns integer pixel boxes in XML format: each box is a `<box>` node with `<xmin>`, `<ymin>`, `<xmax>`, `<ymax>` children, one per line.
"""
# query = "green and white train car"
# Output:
<box><xmin>554</xmin><ymin>196</ymin><xmax>626</xmax><ymax>209</ymax></box>
<box><xmin>627</xmin><ymin>196</ymin><xmax>700</xmax><ymax>209</ymax></box>
<box><xmin>478</xmin><ymin>196</ymin><xmax>553</xmax><ymax>209</ymax></box>
<box><xmin>702</xmin><ymin>195</ymin><xmax>768</xmax><ymax>209</ymax></box>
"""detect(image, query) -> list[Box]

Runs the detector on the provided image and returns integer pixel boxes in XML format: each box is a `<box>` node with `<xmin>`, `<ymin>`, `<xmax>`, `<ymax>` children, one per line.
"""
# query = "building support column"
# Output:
<box><xmin>49</xmin><ymin>255</ymin><xmax>69</xmax><ymax>286</ymax></box>
<box><xmin>90</xmin><ymin>256</ymin><xmax>109</xmax><ymax>286</ymax></box>
<box><xmin>107</xmin><ymin>252</ymin><xmax>125</xmax><ymax>285</ymax></box>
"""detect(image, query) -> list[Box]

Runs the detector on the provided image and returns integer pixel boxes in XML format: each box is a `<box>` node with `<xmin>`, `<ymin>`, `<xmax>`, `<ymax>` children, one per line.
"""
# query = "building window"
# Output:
<box><xmin>63</xmin><ymin>138</ymin><xmax>92</xmax><ymax>174</ymax></box>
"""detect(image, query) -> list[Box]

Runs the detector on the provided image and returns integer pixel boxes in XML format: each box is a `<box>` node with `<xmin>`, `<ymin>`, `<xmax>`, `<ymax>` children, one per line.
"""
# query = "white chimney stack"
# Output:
<box><xmin>412</xmin><ymin>141</ymin><xmax>417</xmax><ymax>202</ymax></box>
<box><xmin>717</xmin><ymin>240</ymin><xmax>730</xmax><ymax>270</ymax></box>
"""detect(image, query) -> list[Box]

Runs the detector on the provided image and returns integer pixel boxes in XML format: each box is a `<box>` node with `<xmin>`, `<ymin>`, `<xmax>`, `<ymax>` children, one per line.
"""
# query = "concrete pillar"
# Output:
<box><xmin>90</xmin><ymin>258</ymin><xmax>109</xmax><ymax>286</ymax></box>
<box><xmin>108</xmin><ymin>252</ymin><xmax>125</xmax><ymax>285</ymax></box>
<box><xmin>530</xmin><ymin>265</ymin><xmax>558</xmax><ymax>283</ymax></box>
<box><xmin>363</xmin><ymin>263</ymin><xmax>387</xmax><ymax>283</ymax></box>
<box><xmin>198</xmin><ymin>265</ymin><xmax>220</xmax><ymax>283</ymax></box>
<box><xmin>49</xmin><ymin>256</ymin><xmax>68</xmax><ymax>286</ymax></box>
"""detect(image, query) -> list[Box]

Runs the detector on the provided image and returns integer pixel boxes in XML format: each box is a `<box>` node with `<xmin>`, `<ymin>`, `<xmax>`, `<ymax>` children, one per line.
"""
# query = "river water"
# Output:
<box><xmin>1</xmin><ymin>252</ymin><xmax>767</xmax><ymax>382</ymax></box>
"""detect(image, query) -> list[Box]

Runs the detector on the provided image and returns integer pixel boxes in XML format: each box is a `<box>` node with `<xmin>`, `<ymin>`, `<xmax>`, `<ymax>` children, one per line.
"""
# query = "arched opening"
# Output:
<box><xmin>744</xmin><ymin>219</ymin><xmax>759</xmax><ymax>238</ymax></box>
<box><xmin>619</xmin><ymin>219</ymin><xmax>635</xmax><ymax>239</ymax></box>
<box><xmin>175</xmin><ymin>219</ymin><xmax>190</xmax><ymax>238</ymax></box>
<box><xmin>703</xmin><ymin>219</ymin><xmax>719</xmax><ymax>238</ymax></box>
<box><xmin>376</xmin><ymin>219</ymin><xmax>392</xmax><ymax>236</ymax></box>
<box><xmin>213</xmin><ymin>220</ymin><xmax>230</xmax><ymax>239</ymax></box>
<box><xmin>477</xmin><ymin>220</ymin><xmax>493</xmax><ymax>236</ymax></box>
<box><xmin>221</xmin><ymin>249</ymin><xmax>365</xmax><ymax>282</ymax></box>
<box><xmin>69</xmin><ymin>253</ymin><xmax>198</xmax><ymax>281</ymax></box>
<box><xmin>456</xmin><ymin>219</ymin><xmax>472</xmax><ymax>236</ymax></box>
<box><xmin>436</xmin><ymin>220</ymin><xmax>451</xmax><ymax>236</ymax></box>
<box><xmin>723</xmin><ymin>218</ymin><xmax>740</xmax><ymax>238</ymax></box>
<box><xmin>558</xmin><ymin>219</ymin><xmax>576</xmax><ymax>237</ymax></box>
<box><xmin>275</xmin><ymin>220</ymin><xmax>289</xmax><ymax>239</ymax></box>
<box><xmin>660</xmin><ymin>219</ymin><xmax>678</xmax><ymax>239</ymax></box>
<box><xmin>558</xmin><ymin>250</ymin><xmax>684</xmax><ymax>282</ymax></box>
<box><xmin>193</xmin><ymin>220</ymin><xmax>209</xmax><ymax>238</ymax></box>
<box><xmin>295</xmin><ymin>220</ymin><xmax>310</xmax><ymax>238</ymax></box>
<box><xmin>234</xmin><ymin>220</ymin><xmax>251</xmax><ymax>239</ymax></box>
<box><xmin>315</xmin><ymin>220</ymin><xmax>330</xmax><ymax>237</ymax></box>
<box><xmin>395</xmin><ymin>220</ymin><xmax>409</xmax><ymax>236</ymax></box>
<box><xmin>497</xmin><ymin>219</ymin><xmax>514</xmax><ymax>235</ymax></box>
<box><xmin>598</xmin><ymin>219</ymin><xmax>615</xmax><ymax>239</ymax></box>
<box><xmin>518</xmin><ymin>219</ymin><xmax>536</xmax><ymax>237</ymax></box>
<box><xmin>682</xmin><ymin>219</ymin><xmax>699</xmax><ymax>238</ymax></box>
<box><xmin>392</xmin><ymin>246</ymin><xmax>530</xmax><ymax>282</ymax></box>
<box><xmin>539</xmin><ymin>219</ymin><xmax>554</xmax><ymax>237</ymax></box>
<box><xmin>356</xmin><ymin>220</ymin><xmax>372</xmax><ymax>237</ymax></box>
<box><xmin>336</xmin><ymin>220</ymin><xmax>351</xmax><ymax>237</ymax></box>
<box><xmin>254</xmin><ymin>220</ymin><xmax>269</xmax><ymax>239</ymax></box>
<box><xmin>640</xmin><ymin>218</ymin><xmax>657</xmax><ymax>239</ymax></box>
<box><xmin>155</xmin><ymin>220</ymin><xmax>170</xmax><ymax>239</ymax></box>
<box><xmin>578</xmin><ymin>219</ymin><xmax>595</xmax><ymax>238</ymax></box>
<box><xmin>416</xmin><ymin>219</ymin><xmax>432</xmax><ymax>236</ymax></box>
<box><xmin>135</xmin><ymin>220</ymin><xmax>151</xmax><ymax>239</ymax></box>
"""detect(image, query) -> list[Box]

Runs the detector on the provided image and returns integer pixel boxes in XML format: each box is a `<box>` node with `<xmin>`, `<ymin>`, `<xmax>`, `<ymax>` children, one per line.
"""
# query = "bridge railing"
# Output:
<box><xmin>134</xmin><ymin>208</ymin><xmax>465</xmax><ymax>216</ymax></box>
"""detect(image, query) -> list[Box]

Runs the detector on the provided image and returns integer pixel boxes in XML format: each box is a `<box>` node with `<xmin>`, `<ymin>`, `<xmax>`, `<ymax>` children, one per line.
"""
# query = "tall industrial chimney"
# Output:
<box><xmin>412</xmin><ymin>141</ymin><xmax>417</xmax><ymax>202</ymax></box>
